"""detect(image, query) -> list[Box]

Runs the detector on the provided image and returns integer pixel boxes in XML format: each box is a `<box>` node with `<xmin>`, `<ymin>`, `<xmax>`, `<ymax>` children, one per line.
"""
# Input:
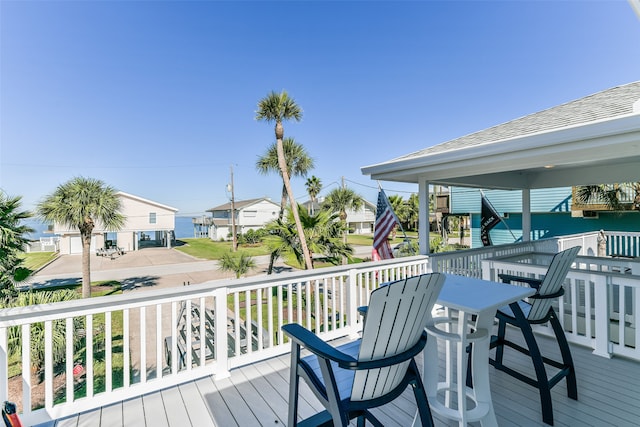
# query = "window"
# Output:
<box><xmin>243</xmin><ymin>210</ymin><xmax>257</xmax><ymax>218</ymax></box>
<box><xmin>149</xmin><ymin>212</ymin><xmax>157</xmax><ymax>224</ymax></box>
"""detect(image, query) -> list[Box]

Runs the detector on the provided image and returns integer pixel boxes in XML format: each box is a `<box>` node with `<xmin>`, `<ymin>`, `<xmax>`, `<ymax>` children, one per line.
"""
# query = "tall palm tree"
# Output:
<box><xmin>305</xmin><ymin>175</ymin><xmax>322</xmax><ymax>215</ymax></box>
<box><xmin>38</xmin><ymin>177</ymin><xmax>124</xmax><ymax>298</ymax></box>
<box><xmin>257</xmin><ymin>137</ymin><xmax>314</xmax><ymax>274</ymax></box>
<box><xmin>0</xmin><ymin>192</ymin><xmax>33</xmax><ymax>295</ymax></box>
<box><xmin>407</xmin><ymin>193</ymin><xmax>419</xmax><ymax>231</ymax></box>
<box><xmin>322</xmin><ymin>187</ymin><xmax>363</xmax><ymax>248</ymax></box>
<box><xmin>256</xmin><ymin>90</ymin><xmax>313</xmax><ymax>270</ymax></box>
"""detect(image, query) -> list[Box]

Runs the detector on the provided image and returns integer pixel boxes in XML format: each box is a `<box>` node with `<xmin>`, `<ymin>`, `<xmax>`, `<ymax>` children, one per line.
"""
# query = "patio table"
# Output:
<box><xmin>421</xmin><ymin>273</ymin><xmax>536</xmax><ymax>426</ymax></box>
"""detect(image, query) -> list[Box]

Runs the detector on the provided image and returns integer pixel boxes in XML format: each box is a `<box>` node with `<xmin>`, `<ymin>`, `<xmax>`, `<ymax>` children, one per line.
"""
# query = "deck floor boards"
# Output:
<box><xmin>40</xmin><ymin>327</ymin><xmax>640</xmax><ymax>427</ymax></box>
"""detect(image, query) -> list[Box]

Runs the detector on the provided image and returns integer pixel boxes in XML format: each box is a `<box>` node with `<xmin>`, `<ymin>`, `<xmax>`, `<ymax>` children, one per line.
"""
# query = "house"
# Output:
<box><xmin>301</xmin><ymin>197</ymin><xmax>377</xmax><ymax>234</ymax></box>
<box><xmin>362</xmin><ymin>81</ymin><xmax>640</xmax><ymax>253</ymax></box>
<box><xmin>447</xmin><ymin>185</ymin><xmax>640</xmax><ymax>248</ymax></box>
<box><xmin>205</xmin><ymin>197</ymin><xmax>280</xmax><ymax>240</ymax></box>
<box><xmin>54</xmin><ymin>191</ymin><xmax>178</xmax><ymax>254</ymax></box>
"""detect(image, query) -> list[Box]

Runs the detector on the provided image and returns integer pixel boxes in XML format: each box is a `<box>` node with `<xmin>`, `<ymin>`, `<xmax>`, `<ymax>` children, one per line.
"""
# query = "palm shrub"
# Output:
<box><xmin>219</xmin><ymin>251</ymin><xmax>257</xmax><ymax>278</ymax></box>
<box><xmin>3</xmin><ymin>289</ymin><xmax>83</xmax><ymax>374</ymax></box>
<box><xmin>0</xmin><ymin>192</ymin><xmax>33</xmax><ymax>297</ymax></box>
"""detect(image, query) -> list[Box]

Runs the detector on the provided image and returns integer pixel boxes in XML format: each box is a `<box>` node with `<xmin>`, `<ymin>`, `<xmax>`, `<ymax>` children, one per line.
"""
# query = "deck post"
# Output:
<box><xmin>592</xmin><ymin>275</ymin><xmax>612</xmax><ymax>358</ymax></box>
<box><xmin>346</xmin><ymin>268</ymin><xmax>360</xmax><ymax>339</ymax></box>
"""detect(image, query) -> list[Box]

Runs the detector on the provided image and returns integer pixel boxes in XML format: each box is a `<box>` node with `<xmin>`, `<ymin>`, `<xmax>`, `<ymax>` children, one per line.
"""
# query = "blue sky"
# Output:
<box><xmin>1</xmin><ymin>1</ymin><xmax>639</xmax><ymax>217</ymax></box>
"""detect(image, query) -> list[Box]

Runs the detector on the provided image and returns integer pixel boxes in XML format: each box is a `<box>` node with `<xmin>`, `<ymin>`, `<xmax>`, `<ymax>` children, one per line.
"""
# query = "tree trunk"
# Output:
<box><xmin>276</xmin><ymin>138</ymin><xmax>313</xmax><ymax>270</ymax></box>
<box><xmin>267</xmin><ymin>184</ymin><xmax>288</xmax><ymax>275</ymax></box>
<box><xmin>81</xmin><ymin>230</ymin><xmax>92</xmax><ymax>298</ymax></box>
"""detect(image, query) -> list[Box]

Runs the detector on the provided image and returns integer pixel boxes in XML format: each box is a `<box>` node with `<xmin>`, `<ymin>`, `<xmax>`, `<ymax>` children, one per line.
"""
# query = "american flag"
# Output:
<box><xmin>373</xmin><ymin>189</ymin><xmax>398</xmax><ymax>259</ymax></box>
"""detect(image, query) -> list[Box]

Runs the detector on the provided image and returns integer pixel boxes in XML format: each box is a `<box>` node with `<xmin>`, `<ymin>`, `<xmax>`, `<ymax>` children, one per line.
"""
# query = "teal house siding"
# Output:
<box><xmin>451</xmin><ymin>187</ymin><xmax>640</xmax><ymax>248</ymax></box>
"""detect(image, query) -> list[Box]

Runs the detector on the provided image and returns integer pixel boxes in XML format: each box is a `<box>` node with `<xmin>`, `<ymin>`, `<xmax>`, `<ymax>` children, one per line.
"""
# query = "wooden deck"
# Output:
<box><xmin>37</xmin><ymin>331</ymin><xmax>640</xmax><ymax>427</ymax></box>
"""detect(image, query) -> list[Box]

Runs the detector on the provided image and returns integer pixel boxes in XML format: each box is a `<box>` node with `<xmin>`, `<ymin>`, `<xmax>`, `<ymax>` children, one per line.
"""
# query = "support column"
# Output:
<box><xmin>419</xmin><ymin>180</ymin><xmax>430</xmax><ymax>254</ymax></box>
<box><xmin>522</xmin><ymin>189</ymin><xmax>531</xmax><ymax>242</ymax></box>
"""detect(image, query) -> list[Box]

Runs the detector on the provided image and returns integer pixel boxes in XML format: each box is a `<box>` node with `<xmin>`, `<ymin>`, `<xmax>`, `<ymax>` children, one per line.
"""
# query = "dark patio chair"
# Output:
<box><xmin>489</xmin><ymin>246</ymin><xmax>580</xmax><ymax>426</ymax></box>
<box><xmin>282</xmin><ymin>273</ymin><xmax>445</xmax><ymax>427</ymax></box>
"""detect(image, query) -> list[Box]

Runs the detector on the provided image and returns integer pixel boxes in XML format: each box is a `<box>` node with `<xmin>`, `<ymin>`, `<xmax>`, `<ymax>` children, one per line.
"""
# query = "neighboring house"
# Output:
<box><xmin>362</xmin><ymin>81</ymin><xmax>640</xmax><ymax>253</ymax></box>
<box><xmin>301</xmin><ymin>198</ymin><xmax>377</xmax><ymax>234</ymax></box>
<box><xmin>448</xmin><ymin>186</ymin><xmax>639</xmax><ymax>249</ymax></box>
<box><xmin>55</xmin><ymin>191</ymin><xmax>178</xmax><ymax>254</ymax></box>
<box><xmin>205</xmin><ymin>197</ymin><xmax>280</xmax><ymax>240</ymax></box>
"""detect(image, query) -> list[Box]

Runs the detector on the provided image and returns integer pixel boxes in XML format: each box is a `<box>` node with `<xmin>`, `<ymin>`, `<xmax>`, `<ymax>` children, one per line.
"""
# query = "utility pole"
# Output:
<box><xmin>229</xmin><ymin>165</ymin><xmax>238</xmax><ymax>252</ymax></box>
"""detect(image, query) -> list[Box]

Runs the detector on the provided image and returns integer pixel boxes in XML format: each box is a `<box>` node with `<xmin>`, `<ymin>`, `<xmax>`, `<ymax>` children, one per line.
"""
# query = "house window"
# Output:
<box><xmin>149</xmin><ymin>212</ymin><xmax>157</xmax><ymax>224</ymax></box>
<box><xmin>244</xmin><ymin>210</ymin><xmax>257</xmax><ymax>217</ymax></box>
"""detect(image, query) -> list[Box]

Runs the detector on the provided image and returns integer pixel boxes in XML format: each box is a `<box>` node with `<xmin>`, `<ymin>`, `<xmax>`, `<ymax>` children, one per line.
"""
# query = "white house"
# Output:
<box><xmin>54</xmin><ymin>191</ymin><xmax>178</xmax><ymax>254</ymax></box>
<box><xmin>301</xmin><ymin>198</ymin><xmax>377</xmax><ymax>234</ymax></box>
<box><xmin>205</xmin><ymin>197</ymin><xmax>280</xmax><ymax>240</ymax></box>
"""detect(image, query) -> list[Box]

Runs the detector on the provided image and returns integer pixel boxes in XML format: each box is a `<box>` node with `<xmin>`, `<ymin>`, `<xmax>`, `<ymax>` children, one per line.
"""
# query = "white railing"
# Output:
<box><xmin>2</xmin><ymin>237</ymin><xmax>638</xmax><ymax>425</ymax></box>
<box><xmin>0</xmin><ymin>256</ymin><xmax>431</xmax><ymax>425</ymax></box>
<box><xmin>482</xmin><ymin>254</ymin><xmax>640</xmax><ymax>361</ymax></box>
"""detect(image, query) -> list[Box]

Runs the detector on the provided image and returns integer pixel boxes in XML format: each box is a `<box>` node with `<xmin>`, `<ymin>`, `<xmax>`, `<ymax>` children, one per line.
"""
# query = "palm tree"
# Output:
<box><xmin>256</xmin><ymin>137</ymin><xmax>314</xmax><ymax>274</ymax></box>
<box><xmin>407</xmin><ymin>193</ymin><xmax>419</xmax><ymax>231</ymax></box>
<box><xmin>219</xmin><ymin>251</ymin><xmax>257</xmax><ymax>278</ymax></box>
<box><xmin>576</xmin><ymin>183</ymin><xmax>640</xmax><ymax>211</ymax></box>
<box><xmin>388</xmin><ymin>194</ymin><xmax>409</xmax><ymax>230</ymax></box>
<box><xmin>305</xmin><ymin>175</ymin><xmax>322</xmax><ymax>215</ymax></box>
<box><xmin>322</xmin><ymin>187</ymin><xmax>364</xmax><ymax>244</ymax></box>
<box><xmin>256</xmin><ymin>90</ymin><xmax>313</xmax><ymax>270</ymax></box>
<box><xmin>38</xmin><ymin>177</ymin><xmax>124</xmax><ymax>298</ymax></box>
<box><xmin>0</xmin><ymin>192</ymin><xmax>33</xmax><ymax>295</ymax></box>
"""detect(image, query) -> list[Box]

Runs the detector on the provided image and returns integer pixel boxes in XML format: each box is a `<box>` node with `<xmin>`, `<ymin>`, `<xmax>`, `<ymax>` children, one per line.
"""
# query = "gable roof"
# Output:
<box><xmin>207</xmin><ymin>197</ymin><xmax>278</xmax><ymax>212</ymax></box>
<box><xmin>117</xmin><ymin>191</ymin><xmax>179</xmax><ymax>212</ymax></box>
<box><xmin>362</xmin><ymin>81</ymin><xmax>640</xmax><ymax>190</ymax></box>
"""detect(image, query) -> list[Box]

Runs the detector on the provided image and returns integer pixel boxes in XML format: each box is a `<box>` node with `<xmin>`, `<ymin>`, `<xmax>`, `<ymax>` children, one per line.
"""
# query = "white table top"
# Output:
<box><xmin>438</xmin><ymin>273</ymin><xmax>536</xmax><ymax>315</ymax></box>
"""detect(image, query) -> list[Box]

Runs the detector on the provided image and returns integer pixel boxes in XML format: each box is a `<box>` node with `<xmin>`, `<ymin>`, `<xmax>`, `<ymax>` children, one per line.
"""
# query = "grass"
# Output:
<box><xmin>174</xmin><ymin>238</ymin><xmax>271</xmax><ymax>259</ymax></box>
<box><xmin>20</xmin><ymin>252</ymin><xmax>57</xmax><ymax>271</ymax></box>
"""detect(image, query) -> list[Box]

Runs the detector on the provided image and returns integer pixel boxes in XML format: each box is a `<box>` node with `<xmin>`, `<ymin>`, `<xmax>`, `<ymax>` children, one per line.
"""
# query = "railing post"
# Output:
<box><xmin>213</xmin><ymin>287</ymin><xmax>231</xmax><ymax>379</ymax></box>
<box><xmin>346</xmin><ymin>268</ymin><xmax>360</xmax><ymax>339</ymax></box>
<box><xmin>592</xmin><ymin>275</ymin><xmax>612</xmax><ymax>358</ymax></box>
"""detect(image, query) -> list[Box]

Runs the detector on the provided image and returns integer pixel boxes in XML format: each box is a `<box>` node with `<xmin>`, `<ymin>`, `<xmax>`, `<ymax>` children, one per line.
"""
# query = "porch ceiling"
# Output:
<box><xmin>361</xmin><ymin>82</ymin><xmax>640</xmax><ymax>190</ymax></box>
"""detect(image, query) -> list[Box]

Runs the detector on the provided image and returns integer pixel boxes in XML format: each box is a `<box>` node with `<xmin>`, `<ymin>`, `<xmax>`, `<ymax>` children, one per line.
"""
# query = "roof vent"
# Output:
<box><xmin>634</xmin><ymin>98</ymin><xmax>640</xmax><ymax>113</ymax></box>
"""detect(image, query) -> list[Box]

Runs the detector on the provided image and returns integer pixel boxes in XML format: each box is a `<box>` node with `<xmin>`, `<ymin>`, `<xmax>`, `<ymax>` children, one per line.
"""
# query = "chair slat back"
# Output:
<box><xmin>351</xmin><ymin>273</ymin><xmax>445</xmax><ymax>401</ymax></box>
<box><xmin>528</xmin><ymin>246</ymin><xmax>580</xmax><ymax>321</ymax></box>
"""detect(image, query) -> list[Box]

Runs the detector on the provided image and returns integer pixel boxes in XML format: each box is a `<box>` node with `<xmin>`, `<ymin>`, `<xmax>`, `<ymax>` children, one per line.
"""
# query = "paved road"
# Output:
<box><xmin>28</xmin><ymin>245</ymin><xmax>373</xmax><ymax>291</ymax></box>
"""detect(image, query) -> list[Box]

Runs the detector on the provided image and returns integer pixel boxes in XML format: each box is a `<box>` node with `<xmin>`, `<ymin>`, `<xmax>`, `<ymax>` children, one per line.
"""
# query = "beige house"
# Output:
<box><xmin>55</xmin><ymin>191</ymin><xmax>178</xmax><ymax>254</ymax></box>
<box><xmin>205</xmin><ymin>197</ymin><xmax>280</xmax><ymax>240</ymax></box>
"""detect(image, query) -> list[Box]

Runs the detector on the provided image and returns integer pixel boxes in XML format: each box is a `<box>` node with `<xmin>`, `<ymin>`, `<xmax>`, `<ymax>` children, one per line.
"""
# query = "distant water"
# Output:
<box><xmin>21</xmin><ymin>216</ymin><xmax>199</xmax><ymax>240</ymax></box>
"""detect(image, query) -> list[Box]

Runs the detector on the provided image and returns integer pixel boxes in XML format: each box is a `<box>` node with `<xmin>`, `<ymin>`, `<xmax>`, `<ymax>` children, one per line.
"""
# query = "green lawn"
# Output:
<box><xmin>175</xmin><ymin>238</ymin><xmax>271</xmax><ymax>259</ymax></box>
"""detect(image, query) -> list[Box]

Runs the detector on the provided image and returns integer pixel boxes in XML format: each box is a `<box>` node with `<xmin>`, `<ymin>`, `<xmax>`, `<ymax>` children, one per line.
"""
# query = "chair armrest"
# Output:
<box><xmin>529</xmin><ymin>288</ymin><xmax>564</xmax><ymax>300</ymax></box>
<box><xmin>357</xmin><ymin>306</ymin><xmax>368</xmax><ymax>317</ymax></box>
<box><xmin>282</xmin><ymin>323</ymin><xmax>358</xmax><ymax>368</ymax></box>
<box><xmin>498</xmin><ymin>273</ymin><xmax>543</xmax><ymax>290</ymax></box>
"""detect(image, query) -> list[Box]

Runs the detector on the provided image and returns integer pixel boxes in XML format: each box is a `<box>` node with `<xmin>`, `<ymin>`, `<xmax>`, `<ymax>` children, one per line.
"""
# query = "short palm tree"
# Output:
<box><xmin>322</xmin><ymin>187</ymin><xmax>364</xmax><ymax>244</ymax></box>
<box><xmin>0</xmin><ymin>192</ymin><xmax>33</xmax><ymax>295</ymax></box>
<box><xmin>265</xmin><ymin>205</ymin><xmax>352</xmax><ymax>268</ymax></box>
<box><xmin>256</xmin><ymin>90</ymin><xmax>313</xmax><ymax>270</ymax></box>
<box><xmin>38</xmin><ymin>177</ymin><xmax>124</xmax><ymax>298</ymax></box>
<box><xmin>388</xmin><ymin>194</ymin><xmax>409</xmax><ymax>230</ymax></box>
<box><xmin>219</xmin><ymin>251</ymin><xmax>257</xmax><ymax>278</ymax></box>
<box><xmin>305</xmin><ymin>175</ymin><xmax>322</xmax><ymax>215</ymax></box>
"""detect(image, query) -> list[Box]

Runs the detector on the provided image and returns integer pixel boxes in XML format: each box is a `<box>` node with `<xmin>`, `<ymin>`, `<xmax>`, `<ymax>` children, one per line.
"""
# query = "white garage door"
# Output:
<box><xmin>69</xmin><ymin>236</ymin><xmax>97</xmax><ymax>254</ymax></box>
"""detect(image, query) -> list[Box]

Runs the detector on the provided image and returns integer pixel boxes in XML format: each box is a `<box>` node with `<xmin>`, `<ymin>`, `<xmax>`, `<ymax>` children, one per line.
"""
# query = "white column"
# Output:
<box><xmin>522</xmin><ymin>189</ymin><xmax>531</xmax><ymax>242</ymax></box>
<box><xmin>419</xmin><ymin>180</ymin><xmax>430</xmax><ymax>254</ymax></box>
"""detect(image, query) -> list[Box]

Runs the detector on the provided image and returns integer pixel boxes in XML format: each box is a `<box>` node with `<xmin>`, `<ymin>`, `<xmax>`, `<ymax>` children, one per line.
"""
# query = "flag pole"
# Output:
<box><xmin>480</xmin><ymin>190</ymin><xmax>518</xmax><ymax>242</ymax></box>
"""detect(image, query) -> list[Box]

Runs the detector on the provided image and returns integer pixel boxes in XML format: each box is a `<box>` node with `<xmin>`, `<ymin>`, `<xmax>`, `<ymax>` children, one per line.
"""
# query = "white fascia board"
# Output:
<box><xmin>362</xmin><ymin>113</ymin><xmax>640</xmax><ymax>181</ymax></box>
<box><xmin>117</xmin><ymin>191</ymin><xmax>179</xmax><ymax>212</ymax></box>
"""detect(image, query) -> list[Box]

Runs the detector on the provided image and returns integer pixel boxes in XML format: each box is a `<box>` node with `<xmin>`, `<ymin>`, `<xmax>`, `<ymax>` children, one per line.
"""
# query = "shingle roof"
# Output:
<box><xmin>207</xmin><ymin>197</ymin><xmax>276</xmax><ymax>212</ymax></box>
<box><xmin>395</xmin><ymin>81</ymin><xmax>640</xmax><ymax>161</ymax></box>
